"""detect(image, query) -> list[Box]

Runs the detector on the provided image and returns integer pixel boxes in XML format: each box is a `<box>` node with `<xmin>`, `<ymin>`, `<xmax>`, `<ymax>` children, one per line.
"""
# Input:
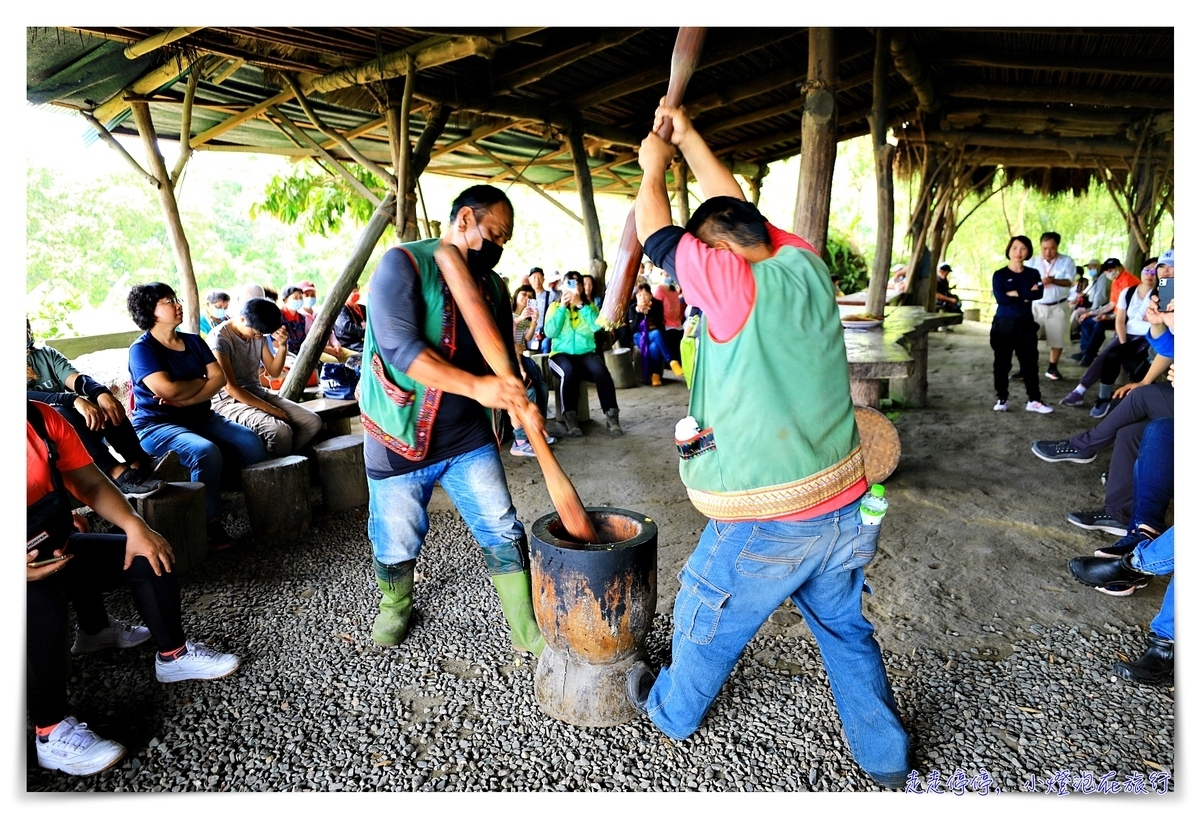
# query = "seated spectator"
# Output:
<box><xmin>209</xmin><ymin>298</ymin><xmax>323</xmax><ymax>456</ymax></box>
<box><xmin>581</xmin><ymin>274</ymin><xmax>604</xmax><ymax>311</ymax></box>
<box><xmin>27</xmin><ymin>399</ymin><xmax>240</xmax><ymax>776</ymax></box>
<box><xmin>627</xmin><ymin>283</ymin><xmax>683</xmax><ymax>386</ymax></box>
<box><xmin>198</xmin><ymin>290</ymin><xmax>230</xmax><ymax>337</ymax></box>
<box><xmin>654</xmin><ymin>276</ymin><xmax>686</xmax><ymax>359</ymax></box>
<box><xmin>508</xmin><ymin>285</ymin><xmax>557</xmax><ymax>458</ymax></box>
<box><xmin>935</xmin><ymin>263</ymin><xmax>962</xmax><ymax>313</ymax></box>
<box><xmin>280</xmin><ymin>284</ymin><xmax>352</xmax><ymax>365</ymax></box>
<box><xmin>1031</xmin><ymin>291</ymin><xmax>1173</xmax><ymax>536</ymax></box>
<box><xmin>333</xmin><ymin>286</ymin><xmax>367</xmax><ymax>353</ymax></box>
<box><xmin>888</xmin><ymin>263</ymin><xmax>908</xmax><ymax>290</ymax></box>
<box><xmin>126</xmin><ymin>282</ymin><xmax>269</xmax><ymax>548</ymax></box>
<box><xmin>263</xmin><ymin>285</ymin><xmax>279</xmax><ymax>303</ymax></box>
<box><xmin>26</xmin><ymin>319</ymin><xmax>165</xmax><ymax>499</ymax></box>
<box><xmin>299</xmin><ymin>279</ymin><xmax>354</xmax><ymax>362</ymax></box>
<box><xmin>229</xmin><ymin>283</ymin><xmax>266</xmax><ymax>317</ymax></box>
<box><xmin>545</xmin><ymin>271</ymin><xmax>623</xmax><ymax>437</ymax></box>
<box><xmin>1074</xmin><ymin>258</ymin><xmax>1138</xmax><ymax>365</ymax></box>
<box><xmin>1059</xmin><ymin>261</ymin><xmax>1159</xmax><ymax>417</ymax></box>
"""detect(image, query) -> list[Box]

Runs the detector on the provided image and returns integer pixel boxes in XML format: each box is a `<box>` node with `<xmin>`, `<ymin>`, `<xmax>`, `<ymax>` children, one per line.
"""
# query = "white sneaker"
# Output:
<box><xmin>71</xmin><ymin>616</ymin><xmax>152</xmax><ymax>655</ymax></box>
<box><xmin>36</xmin><ymin>716</ymin><xmax>126</xmax><ymax>776</ymax></box>
<box><xmin>1026</xmin><ymin>400</ymin><xmax>1054</xmax><ymax>414</ymax></box>
<box><xmin>993</xmin><ymin>399</ymin><xmax>1008</xmax><ymax>412</ymax></box>
<box><xmin>155</xmin><ymin>641</ymin><xmax>241</xmax><ymax>683</ymax></box>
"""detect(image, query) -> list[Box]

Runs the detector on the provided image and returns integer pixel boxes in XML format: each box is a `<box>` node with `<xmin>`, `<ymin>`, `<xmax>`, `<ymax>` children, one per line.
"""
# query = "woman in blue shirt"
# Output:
<box><xmin>991</xmin><ymin>236</ymin><xmax>1053</xmax><ymax>414</ymax></box>
<box><xmin>126</xmin><ymin>283</ymin><xmax>268</xmax><ymax>547</ymax></box>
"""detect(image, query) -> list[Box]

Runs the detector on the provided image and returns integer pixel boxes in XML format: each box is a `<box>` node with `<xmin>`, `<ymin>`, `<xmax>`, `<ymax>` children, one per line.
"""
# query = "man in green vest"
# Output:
<box><xmin>358</xmin><ymin>185</ymin><xmax>544</xmax><ymax>656</ymax></box>
<box><xmin>624</xmin><ymin>101</ymin><xmax>911</xmax><ymax>788</ymax></box>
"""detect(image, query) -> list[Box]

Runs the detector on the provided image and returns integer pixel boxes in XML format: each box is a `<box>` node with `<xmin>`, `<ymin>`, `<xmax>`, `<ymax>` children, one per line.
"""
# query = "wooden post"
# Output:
<box><xmin>387</xmin><ymin>54</ymin><xmax>417</xmax><ymax>238</ymax></box>
<box><xmin>673</xmin><ymin>159</ymin><xmax>691</xmax><ymax>225</ymax></box>
<box><xmin>867</xmin><ymin>28</ymin><xmax>894</xmax><ymax>319</ymax></box>
<box><xmin>792</xmin><ymin>28</ymin><xmax>838</xmax><ymax>256</ymax></box>
<box><xmin>569</xmin><ymin>123</ymin><xmax>606</xmax><ymax>284</ymax></box>
<box><xmin>130</xmin><ymin>101</ymin><xmax>201</xmax><ymax>333</ymax></box>
<box><xmin>280</xmin><ymin>193</ymin><xmax>397</xmax><ymax>401</ymax></box>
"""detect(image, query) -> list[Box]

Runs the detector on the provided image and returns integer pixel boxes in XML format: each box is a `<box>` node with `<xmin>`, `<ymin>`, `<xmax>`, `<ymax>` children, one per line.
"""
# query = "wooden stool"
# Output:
<box><xmin>604</xmin><ymin>348</ymin><xmax>636</xmax><ymax>389</ymax></box>
<box><xmin>312</xmin><ymin>435</ymin><xmax>368</xmax><ymax>512</ymax></box>
<box><xmin>854</xmin><ymin>405</ymin><xmax>902</xmax><ymax>485</ymax></box>
<box><xmin>137</xmin><ymin>482</ymin><xmax>207</xmax><ymax>576</ymax></box>
<box><xmin>241</xmin><ymin>456</ymin><xmax>311</xmax><ymax>538</ymax></box>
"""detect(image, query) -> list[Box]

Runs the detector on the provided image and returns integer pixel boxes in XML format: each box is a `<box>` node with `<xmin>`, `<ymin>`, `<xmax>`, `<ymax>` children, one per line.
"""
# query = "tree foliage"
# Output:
<box><xmin>253</xmin><ymin>163</ymin><xmax>391</xmax><ymax>241</ymax></box>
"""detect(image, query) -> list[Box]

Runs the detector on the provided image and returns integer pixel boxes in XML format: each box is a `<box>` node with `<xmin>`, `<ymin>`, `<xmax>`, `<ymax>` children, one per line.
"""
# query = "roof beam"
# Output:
<box><xmin>302</xmin><ymin>35</ymin><xmax>494</xmax><ymax>95</ymax></box>
<box><xmin>490</xmin><ymin>28</ymin><xmax>643</xmax><ymax>93</ymax></box>
<box><xmin>92</xmin><ymin>53</ymin><xmax>197</xmax><ymax>126</ymax></box>
<box><xmin>890</xmin><ymin>30</ymin><xmax>939</xmax><ymax>113</ymax></box>
<box><xmin>465</xmin><ymin>142</ymin><xmax>583</xmax><ymax>224</ymax></box>
<box><xmin>124</xmin><ymin>27</ymin><xmax>206</xmax><ymax>59</ymax></box>
<box><xmin>933</xmin><ymin>52</ymin><xmax>1174</xmax><ymax>79</ymax></box>
<box><xmin>914</xmin><ymin>128</ymin><xmax>1144</xmax><ymax>156</ymax></box>
<box><xmin>942</xmin><ymin>82</ymin><xmax>1174</xmax><ymax>109</ymax></box>
<box><xmin>189</xmin><ymin>89</ymin><xmax>295</xmax><ymax>148</ymax></box>
<box><xmin>428</xmin><ymin>118</ymin><xmax>523</xmax><ymax>160</ymax></box>
<box><xmin>702</xmin><ymin>96</ymin><xmax>802</xmax><ymax>135</ymax></box>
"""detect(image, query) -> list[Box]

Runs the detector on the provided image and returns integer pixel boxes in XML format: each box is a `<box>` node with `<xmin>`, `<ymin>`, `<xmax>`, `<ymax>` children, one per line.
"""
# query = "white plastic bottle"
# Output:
<box><xmin>860</xmin><ymin>484</ymin><xmax>888</xmax><ymax>526</ymax></box>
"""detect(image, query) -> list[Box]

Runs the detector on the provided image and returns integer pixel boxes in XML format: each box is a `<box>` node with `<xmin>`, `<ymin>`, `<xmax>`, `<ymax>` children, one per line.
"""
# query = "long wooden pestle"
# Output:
<box><xmin>597</xmin><ymin>27</ymin><xmax>707</xmax><ymax>329</ymax></box>
<box><xmin>433</xmin><ymin>243</ymin><xmax>601</xmax><ymax>544</ymax></box>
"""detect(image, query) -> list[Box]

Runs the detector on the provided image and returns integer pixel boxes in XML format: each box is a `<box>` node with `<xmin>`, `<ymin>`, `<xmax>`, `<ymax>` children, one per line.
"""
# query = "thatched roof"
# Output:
<box><xmin>27</xmin><ymin>26</ymin><xmax>1173</xmax><ymax>198</ymax></box>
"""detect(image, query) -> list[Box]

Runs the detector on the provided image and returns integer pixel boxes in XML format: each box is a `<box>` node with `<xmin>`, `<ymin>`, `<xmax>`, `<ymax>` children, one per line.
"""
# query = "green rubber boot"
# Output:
<box><xmin>491</xmin><ymin>570</ymin><xmax>546</xmax><ymax>656</ymax></box>
<box><xmin>372</xmin><ymin>559</ymin><xmax>415</xmax><ymax>647</ymax></box>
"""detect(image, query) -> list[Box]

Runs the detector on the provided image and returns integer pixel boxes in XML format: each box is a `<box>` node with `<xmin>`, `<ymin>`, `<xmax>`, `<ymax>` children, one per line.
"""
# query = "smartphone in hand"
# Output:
<box><xmin>1156</xmin><ymin>277</ymin><xmax>1174</xmax><ymax>310</ymax></box>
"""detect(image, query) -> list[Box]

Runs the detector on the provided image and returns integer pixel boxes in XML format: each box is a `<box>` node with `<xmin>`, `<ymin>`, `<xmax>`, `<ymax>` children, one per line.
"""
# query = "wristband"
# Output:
<box><xmin>74</xmin><ymin>374</ymin><xmax>113</xmax><ymax>402</ymax></box>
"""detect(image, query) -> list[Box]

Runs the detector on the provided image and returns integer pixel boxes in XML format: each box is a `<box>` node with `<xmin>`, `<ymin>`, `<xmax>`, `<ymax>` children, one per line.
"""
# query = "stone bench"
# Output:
<box><xmin>312</xmin><ymin>435</ymin><xmax>369</xmax><ymax>512</ymax></box>
<box><xmin>241</xmin><ymin>456</ymin><xmax>311</xmax><ymax>538</ymax></box>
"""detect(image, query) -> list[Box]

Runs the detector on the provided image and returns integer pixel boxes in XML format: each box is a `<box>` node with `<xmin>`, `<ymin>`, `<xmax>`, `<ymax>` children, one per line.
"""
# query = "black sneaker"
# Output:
<box><xmin>1113</xmin><ymin>635</ymin><xmax>1173</xmax><ymax>686</ymax></box>
<box><xmin>206</xmin><ymin>520</ymin><xmax>232</xmax><ymax>551</ymax></box>
<box><xmin>1095</xmin><ymin>529</ymin><xmax>1155</xmax><ymax>559</ymax></box>
<box><xmin>1068</xmin><ymin>553</ymin><xmax>1153</xmax><ymax>596</ymax></box>
<box><xmin>1066</xmin><ymin>509</ymin><xmax>1126</xmax><ymax>536</ymax></box>
<box><xmin>114</xmin><ymin>468</ymin><xmax>165</xmax><ymax>499</ymax></box>
<box><xmin>1031</xmin><ymin>439</ymin><xmax>1096</xmax><ymax>464</ymax></box>
<box><xmin>626</xmin><ymin>661</ymin><xmax>656</xmax><ymax>716</ymax></box>
<box><xmin>1045</xmin><ymin>367</ymin><xmax>1062</xmax><ymax>381</ymax></box>
<box><xmin>1069</xmin><ymin>352</ymin><xmax>1085</xmax><ymax>362</ymax></box>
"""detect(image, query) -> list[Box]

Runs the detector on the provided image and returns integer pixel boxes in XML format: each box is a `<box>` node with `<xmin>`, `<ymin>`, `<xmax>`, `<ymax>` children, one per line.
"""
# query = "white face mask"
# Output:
<box><xmin>286</xmin><ymin>299</ymin><xmax>303</xmax><ymax>311</ymax></box>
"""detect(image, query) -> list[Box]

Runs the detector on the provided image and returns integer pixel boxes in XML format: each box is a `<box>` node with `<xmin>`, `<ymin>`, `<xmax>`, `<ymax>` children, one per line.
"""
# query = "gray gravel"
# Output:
<box><xmin>27</xmin><ymin>498</ymin><xmax>1173</xmax><ymax>793</ymax></box>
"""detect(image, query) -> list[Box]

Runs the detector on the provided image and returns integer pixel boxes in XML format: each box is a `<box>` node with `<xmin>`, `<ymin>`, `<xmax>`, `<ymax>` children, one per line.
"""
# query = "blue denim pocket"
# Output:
<box><xmin>734</xmin><ymin>523</ymin><xmax>821</xmax><ymax>579</ymax></box>
<box><xmin>676</xmin><ymin>565</ymin><xmax>730</xmax><ymax>645</ymax></box>
<box><xmin>843</xmin><ymin>524</ymin><xmax>882</xmax><ymax>571</ymax></box>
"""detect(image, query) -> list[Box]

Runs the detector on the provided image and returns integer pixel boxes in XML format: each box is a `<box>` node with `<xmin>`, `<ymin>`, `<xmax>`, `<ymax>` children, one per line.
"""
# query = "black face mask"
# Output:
<box><xmin>468</xmin><ymin>223</ymin><xmax>504</xmax><ymax>274</ymax></box>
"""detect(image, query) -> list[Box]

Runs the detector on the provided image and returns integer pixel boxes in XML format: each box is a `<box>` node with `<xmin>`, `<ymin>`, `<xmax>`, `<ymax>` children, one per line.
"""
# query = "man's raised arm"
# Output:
<box><xmin>654</xmin><ymin>101</ymin><xmax>744</xmax><ymax>202</ymax></box>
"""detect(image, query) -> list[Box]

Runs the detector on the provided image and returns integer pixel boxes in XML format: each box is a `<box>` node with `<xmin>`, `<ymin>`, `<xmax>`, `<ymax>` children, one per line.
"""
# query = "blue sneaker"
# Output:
<box><xmin>509</xmin><ymin>440</ymin><xmax>536</xmax><ymax>458</ymax></box>
<box><xmin>1090</xmin><ymin>399</ymin><xmax>1112</xmax><ymax>419</ymax></box>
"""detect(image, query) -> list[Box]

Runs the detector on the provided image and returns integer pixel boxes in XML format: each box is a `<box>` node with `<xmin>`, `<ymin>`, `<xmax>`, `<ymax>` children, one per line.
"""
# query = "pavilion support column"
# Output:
<box><xmin>280</xmin><ymin>193</ymin><xmax>398</xmax><ymax>402</ymax></box>
<box><xmin>569</xmin><ymin>123</ymin><xmax>607</xmax><ymax>284</ymax></box>
<box><xmin>673</xmin><ymin>159</ymin><xmax>691</xmax><ymax>226</ymax></box>
<box><xmin>130</xmin><ymin>101</ymin><xmax>201</xmax><ymax>333</ymax></box>
<box><xmin>792</xmin><ymin>27</ymin><xmax>838</xmax><ymax>256</ymax></box>
<box><xmin>867</xmin><ymin>28</ymin><xmax>894</xmax><ymax>319</ymax></box>
<box><xmin>387</xmin><ymin>54</ymin><xmax>418</xmax><ymax>241</ymax></box>
<box><xmin>407</xmin><ymin>103</ymin><xmax>453</xmax><ymax>241</ymax></box>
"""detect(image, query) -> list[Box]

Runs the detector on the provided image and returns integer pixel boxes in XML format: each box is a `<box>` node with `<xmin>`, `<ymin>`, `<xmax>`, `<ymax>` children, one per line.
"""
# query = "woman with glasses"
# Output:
<box><xmin>126</xmin><ymin>283</ymin><xmax>268</xmax><ymax>548</ymax></box>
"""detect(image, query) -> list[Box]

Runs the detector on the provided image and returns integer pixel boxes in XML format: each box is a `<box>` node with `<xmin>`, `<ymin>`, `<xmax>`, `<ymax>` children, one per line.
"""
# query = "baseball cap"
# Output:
<box><xmin>938</xmin><ymin>263</ymin><xmax>952</xmax><ymax>272</ymax></box>
<box><xmin>1101</xmin><ymin>258</ymin><xmax>1123</xmax><ymax>271</ymax></box>
<box><xmin>544</xmin><ymin>270</ymin><xmax>563</xmax><ymax>285</ymax></box>
<box><xmin>1159</xmin><ymin>248</ymin><xmax>1173</xmax><ymax>268</ymax></box>
<box><xmin>1087</xmin><ymin>258</ymin><xmax>1101</xmax><ymax>267</ymax></box>
<box><xmin>529</xmin><ymin>266</ymin><xmax>543</xmax><ymax>274</ymax></box>
<box><xmin>297</xmin><ymin>280</ymin><xmax>317</xmax><ymax>291</ymax></box>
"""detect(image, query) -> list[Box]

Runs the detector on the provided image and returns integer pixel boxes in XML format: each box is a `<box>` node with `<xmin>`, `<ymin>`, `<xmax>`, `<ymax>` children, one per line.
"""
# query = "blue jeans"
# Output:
<box><xmin>647</xmin><ymin>500</ymin><xmax>909</xmax><ymax>779</ymax></box>
<box><xmin>1131</xmin><ymin>526</ymin><xmax>1174</xmax><ymax>641</ymax></box>
<box><xmin>367</xmin><ymin>442</ymin><xmax>524</xmax><ymax>571</ymax></box>
<box><xmin>137</xmin><ymin>413</ymin><xmax>268</xmax><ymax>520</ymax></box>
<box><xmin>1130</xmin><ymin>418</ymin><xmax>1173</xmax><ymax>535</ymax></box>
<box><xmin>635</xmin><ymin>328</ymin><xmax>673</xmax><ymax>380</ymax></box>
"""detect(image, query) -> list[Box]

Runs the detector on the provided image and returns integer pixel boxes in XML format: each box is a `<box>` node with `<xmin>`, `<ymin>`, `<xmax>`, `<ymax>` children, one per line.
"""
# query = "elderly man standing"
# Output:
<box><xmin>625</xmin><ymin>101</ymin><xmax>910</xmax><ymax>788</ymax></box>
<box><xmin>1027</xmin><ymin>231</ymin><xmax>1076</xmax><ymax>381</ymax></box>
<box><xmin>358</xmin><ymin>184</ymin><xmax>543</xmax><ymax>656</ymax></box>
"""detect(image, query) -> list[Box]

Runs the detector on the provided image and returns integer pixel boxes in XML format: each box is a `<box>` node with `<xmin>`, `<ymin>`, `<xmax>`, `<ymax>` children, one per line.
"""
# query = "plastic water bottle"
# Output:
<box><xmin>860</xmin><ymin>484</ymin><xmax>888</xmax><ymax>526</ymax></box>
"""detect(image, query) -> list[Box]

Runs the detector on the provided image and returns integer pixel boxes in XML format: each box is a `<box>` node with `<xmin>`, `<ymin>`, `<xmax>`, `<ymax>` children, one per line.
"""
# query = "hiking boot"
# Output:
<box><xmin>1068</xmin><ymin>553</ymin><xmax>1152</xmax><ymax>596</ymax></box>
<box><xmin>1113</xmin><ymin>635</ymin><xmax>1173</xmax><ymax>686</ymax></box>
<box><xmin>509</xmin><ymin>440</ymin><xmax>536</xmax><ymax>458</ymax></box>
<box><xmin>1031</xmin><ymin>439</ymin><xmax>1096</xmax><ymax>464</ymax></box>
<box><xmin>114</xmin><ymin>468</ymin><xmax>164</xmax><ymax>500</ymax></box>
<box><xmin>1067</xmin><ymin>509</ymin><xmax>1126</xmax><ymax>536</ymax></box>
<box><xmin>1090</xmin><ymin>398</ymin><xmax>1112</xmax><ymax>419</ymax></box>
<box><xmin>35</xmin><ymin>717</ymin><xmax>126</xmax><ymax>776</ymax></box>
<box><xmin>155</xmin><ymin>641</ymin><xmax>241</xmax><ymax>682</ymax></box>
<box><xmin>626</xmin><ymin>660</ymin><xmax>656</xmax><ymax>715</ymax></box>
<box><xmin>372</xmin><ymin>561</ymin><xmax>415</xmax><ymax>647</ymax></box>
<box><xmin>605</xmin><ymin>408</ymin><xmax>624</xmax><ymax>436</ymax></box>
<box><xmin>71</xmin><ymin>615</ymin><xmax>152</xmax><ymax>655</ymax></box>
<box><xmin>1025</xmin><ymin>400</ymin><xmax>1054</xmax><ymax>414</ymax></box>
<box><xmin>1059</xmin><ymin>390</ymin><xmax>1086</xmax><ymax>407</ymax></box>
<box><xmin>650</xmin><ymin>373</ymin><xmax>663</xmax><ymax>387</ymax></box>
<box><xmin>562</xmin><ymin>411</ymin><xmax>583</xmax><ymax>437</ymax></box>
<box><xmin>669</xmin><ymin>360</ymin><xmax>684</xmax><ymax>377</ymax></box>
<box><xmin>993</xmin><ymin>399</ymin><xmax>1008</xmax><ymax>412</ymax></box>
<box><xmin>1095</xmin><ymin>528</ymin><xmax>1155</xmax><ymax>559</ymax></box>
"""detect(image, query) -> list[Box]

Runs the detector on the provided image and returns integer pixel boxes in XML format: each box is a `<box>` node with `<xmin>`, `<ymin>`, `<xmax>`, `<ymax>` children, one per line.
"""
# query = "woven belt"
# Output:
<box><xmin>1039</xmin><ymin>298</ymin><xmax>1068</xmax><ymax>306</ymax></box>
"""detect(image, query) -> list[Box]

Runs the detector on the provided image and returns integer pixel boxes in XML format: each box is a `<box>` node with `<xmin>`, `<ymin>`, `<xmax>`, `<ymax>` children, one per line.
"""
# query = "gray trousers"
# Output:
<box><xmin>212</xmin><ymin>387</ymin><xmax>323</xmax><ymax>456</ymax></box>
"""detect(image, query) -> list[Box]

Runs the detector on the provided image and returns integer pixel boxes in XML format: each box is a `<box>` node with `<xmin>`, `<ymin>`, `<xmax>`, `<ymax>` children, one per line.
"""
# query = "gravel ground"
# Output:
<box><xmin>28</xmin><ymin>324</ymin><xmax>1175</xmax><ymax>793</ymax></box>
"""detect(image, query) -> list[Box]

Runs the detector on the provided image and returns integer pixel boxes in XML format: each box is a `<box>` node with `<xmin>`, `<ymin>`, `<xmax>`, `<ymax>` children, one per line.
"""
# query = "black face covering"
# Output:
<box><xmin>468</xmin><ymin>222</ymin><xmax>504</xmax><ymax>274</ymax></box>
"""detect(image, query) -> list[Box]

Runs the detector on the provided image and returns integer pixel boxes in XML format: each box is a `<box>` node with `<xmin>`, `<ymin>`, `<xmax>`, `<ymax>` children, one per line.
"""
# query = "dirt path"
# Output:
<box><xmin>434</xmin><ymin>323</ymin><xmax>1166</xmax><ymax>660</ymax></box>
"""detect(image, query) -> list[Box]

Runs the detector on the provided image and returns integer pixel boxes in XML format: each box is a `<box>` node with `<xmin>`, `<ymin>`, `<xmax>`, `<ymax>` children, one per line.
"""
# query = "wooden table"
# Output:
<box><xmin>843</xmin><ymin>306</ymin><xmax>962</xmax><ymax>409</ymax></box>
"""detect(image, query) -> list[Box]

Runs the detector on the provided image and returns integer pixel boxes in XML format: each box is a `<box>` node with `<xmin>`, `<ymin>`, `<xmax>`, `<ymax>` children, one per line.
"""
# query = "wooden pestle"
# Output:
<box><xmin>597</xmin><ymin>27</ymin><xmax>707</xmax><ymax>329</ymax></box>
<box><xmin>433</xmin><ymin>243</ymin><xmax>601</xmax><ymax>544</ymax></box>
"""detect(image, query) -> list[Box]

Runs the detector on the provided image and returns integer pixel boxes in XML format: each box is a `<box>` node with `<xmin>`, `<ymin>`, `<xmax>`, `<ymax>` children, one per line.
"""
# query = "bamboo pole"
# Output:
<box><xmin>266</xmin><ymin>106</ymin><xmax>382</xmax><ymax>206</ymax></box>
<box><xmin>80</xmin><ymin>111</ymin><xmax>161</xmax><ymax>188</ymax></box>
<box><xmin>283</xmin><ymin>73</ymin><xmax>396</xmax><ymax>187</ymax></box>
<box><xmin>792</xmin><ymin>27</ymin><xmax>838</xmax><ymax>256</ymax></box>
<box><xmin>867</xmin><ymin>28</ymin><xmax>894</xmax><ymax>320</ymax></box>
<box><xmin>673</xmin><ymin>159</ymin><xmax>691</xmax><ymax>225</ymax></box>
<box><xmin>94</xmin><ymin>55</ymin><xmax>196</xmax><ymax>125</ymax></box>
<box><xmin>569</xmin><ymin>123</ymin><xmax>606</xmax><ymax>278</ymax></box>
<box><xmin>397</xmin><ymin>54</ymin><xmax>417</xmax><ymax>240</ymax></box>
<box><xmin>190</xmin><ymin>90</ymin><xmax>295</xmax><ymax>148</ymax></box>
<box><xmin>280</xmin><ymin>193</ymin><xmax>398</xmax><ymax>402</ymax></box>
<box><xmin>210</xmin><ymin>58</ymin><xmax>244</xmax><ymax>85</ymax></box>
<box><xmin>305</xmin><ymin>35</ymin><xmax>493</xmax><ymax>95</ymax></box>
<box><xmin>432</xmin><ymin>244</ymin><xmax>599</xmax><ymax>544</ymax></box>
<box><xmin>471</xmin><ymin>142</ymin><xmax>584</xmax><ymax>224</ymax></box>
<box><xmin>130</xmin><ymin>101</ymin><xmax>201</xmax><ymax>333</ymax></box>
<box><xmin>170</xmin><ymin>59</ymin><xmax>204</xmax><ymax>184</ymax></box>
<box><xmin>124</xmin><ymin>27</ymin><xmax>206</xmax><ymax>59</ymax></box>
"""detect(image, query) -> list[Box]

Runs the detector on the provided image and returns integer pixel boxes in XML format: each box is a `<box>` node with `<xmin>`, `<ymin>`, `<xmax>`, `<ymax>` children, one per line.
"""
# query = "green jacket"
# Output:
<box><xmin>544</xmin><ymin>301</ymin><xmax>600</xmax><ymax>356</ymax></box>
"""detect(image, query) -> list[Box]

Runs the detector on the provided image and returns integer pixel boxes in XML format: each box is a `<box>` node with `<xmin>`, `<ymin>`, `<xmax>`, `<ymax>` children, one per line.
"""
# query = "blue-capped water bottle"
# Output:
<box><xmin>860</xmin><ymin>484</ymin><xmax>888</xmax><ymax>526</ymax></box>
